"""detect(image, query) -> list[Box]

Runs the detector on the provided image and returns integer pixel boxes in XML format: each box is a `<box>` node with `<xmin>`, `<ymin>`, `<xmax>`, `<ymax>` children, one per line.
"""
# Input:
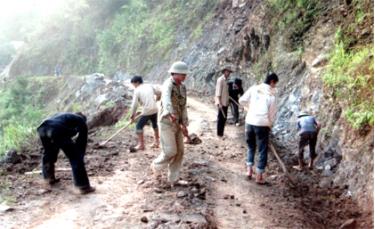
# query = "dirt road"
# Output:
<box><xmin>0</xmin><ymin>97</ymin><xmax>370</xmax><ymax>228</ymax></box>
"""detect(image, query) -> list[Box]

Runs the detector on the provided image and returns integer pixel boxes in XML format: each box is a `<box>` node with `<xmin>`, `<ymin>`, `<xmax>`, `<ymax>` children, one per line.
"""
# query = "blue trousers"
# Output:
<box><xmin>245</xmin><ymin>124</ymin><xmax>270</xmax><ymax>174</ymax></box>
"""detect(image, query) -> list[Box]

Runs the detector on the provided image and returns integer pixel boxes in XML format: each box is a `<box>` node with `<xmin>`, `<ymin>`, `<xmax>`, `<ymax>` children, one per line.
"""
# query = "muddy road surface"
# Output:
<box><xmin>0</xmin><ymin>98</ymin><xmax>371</xmax><ymax>228</ymax></box>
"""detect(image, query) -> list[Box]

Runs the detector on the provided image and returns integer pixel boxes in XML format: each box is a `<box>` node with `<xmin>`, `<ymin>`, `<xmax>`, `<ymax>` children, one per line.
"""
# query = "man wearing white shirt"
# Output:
<box><xmin>239</xmin><ymin>72</ymin><xmax>278</xmax><ymax>184</ymax></box>
<box><xmin>215</xmin><ymin>66</ymin><xmax>233</xmax><ymax>137</ymax></box>
<box><xmin>130</xmin><ymin>76</ymin><xmax>161</xmax><ymax>150</ymax></box>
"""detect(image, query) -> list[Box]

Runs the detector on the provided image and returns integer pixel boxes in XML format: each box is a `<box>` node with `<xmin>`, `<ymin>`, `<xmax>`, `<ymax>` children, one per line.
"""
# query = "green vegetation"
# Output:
<box><xmin>97</xmin><ymin>0</ymin><xmax>217</xmax><ymax>74</ymax></box>
<box><xmin>267</xmin><ymin>0</ymin><xmax>322</xmax><ymax>50</ymax></box>
<box><xmin>0</xmin><ymin>78</ymin><xmax>45</xmax><ymax>156</ymax></box>
<box><xmin>323</xmin><ymin>29</ymin><xmax>373</xmax><ymax>129</ymax></box>
<box><xmin>0</xmin><ymin>0</ymin><xmax>218</xmax><ymax>77</ymax></box>
<box><xmin>115</xmin><ymin>112</ymin><xmax>134</xmax><ymax>129</ymax></box>
<box><xmin>354</xmin><ymin>0</ymin><xmax>371</xmax><ymax>24</ymax></box>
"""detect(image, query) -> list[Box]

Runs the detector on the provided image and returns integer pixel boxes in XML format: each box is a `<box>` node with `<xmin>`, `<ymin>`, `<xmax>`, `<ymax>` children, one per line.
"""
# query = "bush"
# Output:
<box><xmin>268</xmin><ymin>0</ymin><xmax>322</xmax><ymax>50</ymax></box>
<box><xmin>0</xmin><ymin>78</ymin><xmax>45</xmax><ymax>157</ymax></box>
<box><xmin>323</xmin><ymin>29</ymin><xmax>374</xmax><ymax>129</ymax></box>
<box><xmin>97</xmin><ymin>0</ymin><xmax>218</xmax><ymax>74</ymax></box>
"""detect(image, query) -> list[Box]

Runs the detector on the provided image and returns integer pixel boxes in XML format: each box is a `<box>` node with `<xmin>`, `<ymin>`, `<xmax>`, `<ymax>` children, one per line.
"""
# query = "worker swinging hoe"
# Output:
<box><xmin>96</xmin><ymin>113</ymin><xmax>141</xmax><ymax>147</ymax></box>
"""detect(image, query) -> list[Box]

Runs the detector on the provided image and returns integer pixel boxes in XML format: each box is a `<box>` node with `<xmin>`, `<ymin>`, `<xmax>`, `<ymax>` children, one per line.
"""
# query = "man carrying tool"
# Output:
<box><xmin>151</xmin><ymin>61</ymin><xmax>189</xmax><ymax>186</ymax></box>
<box><xmin>228</xmin><ymin>77</ymin><xmax>244</xmax><ymax>126</ymax></box>
<box><xmin>130</xmin><ymin>75</ymin><xmax>160</xmax><ymax>151</ymax></box>
<box><xmin>37</xmin><ymin>112</ymin><xmax>95</xmax><ymax>194</ymax></box>
<box><xmin>239</xmin><ymin>72</ymin><xmax>278</xmax><ymax>184</ymax></box>
<box><xmin>294</xmin><ymin>111</ymin><xmax>321</xmax><ymax>170</ymax></box>
<box><xmin>215</xmin><ymin>65</ymin><xmax>233</xmax><ymax>137</ymax></box>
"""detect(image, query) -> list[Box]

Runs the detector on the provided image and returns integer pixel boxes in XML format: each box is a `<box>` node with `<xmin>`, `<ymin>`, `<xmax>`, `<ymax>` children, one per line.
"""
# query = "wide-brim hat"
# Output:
<box><xmin>297</xmin><ymin>111</ymin><xmax>309</xmax><ymax>118</ymax></box>
<box><xmin>221</xmin><ymin>65</ymin><xmax>234</xmax><ymax>73</ymax></box>
<box><xmin>168</xmin><ymin>61</ymin><xmax>189</xmax><ymax>75</ymax></box>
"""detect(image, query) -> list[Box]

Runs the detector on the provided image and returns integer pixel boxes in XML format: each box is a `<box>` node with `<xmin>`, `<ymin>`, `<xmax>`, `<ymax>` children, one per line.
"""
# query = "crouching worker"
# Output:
<box><xmin>151</xmin><ymin>61</ymin><xmax>189</xmax><ymax>186</ymax></box>
<box><xmin>294</xmin><ymin>111</ymin><xmax>321</xmax><ymax>170</ymax></box>
<box><xmin>37</xmin><ymin>112</ymin><xmax>95</xmax><ymax>194</ymax></box>
<box><xmin>130</xmin><ymin>75</ymin><xmax>160</xmax><ymax>150</ymax></box>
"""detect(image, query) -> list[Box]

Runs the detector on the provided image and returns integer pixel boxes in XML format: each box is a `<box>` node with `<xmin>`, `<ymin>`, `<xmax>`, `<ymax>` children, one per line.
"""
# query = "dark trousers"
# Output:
<box><xmin>38</xmin><ymin>127</ymin><xmax>90</xmax><ymax>188</ymax></box>
<box><xmin>298</xmin><ymin>132</ymin><xmax>318</xmax><ymax>161</ymax></box>
<box><xmin>245</xmin><ymin>124</ymin><xmax>270</xmax><ymax>174</ymax></box>
<box><xmin>136</xmin><ymin>113</ymin><xmax>158</xmax><ymax>133</ymax></box>
<box><xmin>217</xmin><ymin>106</ymin><xmax>228</xmax><ymax>136</ymax></box>
<box><xmin>229</xmin><ymin>98</ymin><xmax>239</xmax><ymax>123</ymax></box>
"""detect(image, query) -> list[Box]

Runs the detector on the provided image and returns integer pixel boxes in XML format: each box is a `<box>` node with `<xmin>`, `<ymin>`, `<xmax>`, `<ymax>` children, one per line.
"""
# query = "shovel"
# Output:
<box><xmin>269</xmin><ymin>143</ymin><xmax>296</xmax><ymax>186</ymax></box>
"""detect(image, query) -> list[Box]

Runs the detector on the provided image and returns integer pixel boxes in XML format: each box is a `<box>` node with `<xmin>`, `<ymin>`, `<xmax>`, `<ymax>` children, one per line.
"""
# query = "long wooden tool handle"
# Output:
<box><xmin>101</xmin><ymin>115</ymin><xmax>140</xmax><ymax>145</ymax></box>
<box><xmin>269</xmin><ymin>143</ymin><xmax>296</xmax><ymax>185</ymax></box>
<box><xmin>25</xmin><ymin>168</ymin><xmax>71</xmax><ymax>175</ymax></box>
<box><xmin>229</xmin><ymin>97</ymin><xmax>240</xmax><ymax>107</ymax></box>
<box><xmin>219</xmin><ymin>107</ymin><xmax>226</xmax><ymax>119</ymax></box>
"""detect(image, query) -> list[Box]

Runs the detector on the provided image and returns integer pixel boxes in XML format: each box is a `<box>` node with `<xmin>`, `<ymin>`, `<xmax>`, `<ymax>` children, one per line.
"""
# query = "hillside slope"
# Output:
<box><xmin>1</xmin><ymin>0</ymin><xmax>373</xmax><ymax>217</ymax></box>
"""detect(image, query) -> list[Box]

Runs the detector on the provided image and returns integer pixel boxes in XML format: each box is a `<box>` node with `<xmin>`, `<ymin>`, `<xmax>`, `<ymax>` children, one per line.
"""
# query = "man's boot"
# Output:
<box><xmin>135</xmin><ymin>133</ymin><xmax>145</xmax><ymax>150</ymax></box>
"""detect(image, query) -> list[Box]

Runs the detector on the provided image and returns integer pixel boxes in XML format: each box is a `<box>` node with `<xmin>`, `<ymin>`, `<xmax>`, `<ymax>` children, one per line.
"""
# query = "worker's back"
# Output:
<box><xmin>298</xmin><ymin>115</ymin><xmax>318</xmax><ymax>134</ymax></box>
<box><xmin>134</xmin><ymin>84</ymin><xmax>158</xmax><ymax>115</ymax></box>
<box><xmin>38</xmin><ymin>112</ymin><xmax>87</xmax><ymax>139</ymax></box>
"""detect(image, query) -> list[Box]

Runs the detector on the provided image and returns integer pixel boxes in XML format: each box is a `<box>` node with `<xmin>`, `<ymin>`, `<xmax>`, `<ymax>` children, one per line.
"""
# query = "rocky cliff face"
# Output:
<box><xmin>145</xmin><ymin>0</ymin><xmax>373</xmax><ymax>211</ymax></box>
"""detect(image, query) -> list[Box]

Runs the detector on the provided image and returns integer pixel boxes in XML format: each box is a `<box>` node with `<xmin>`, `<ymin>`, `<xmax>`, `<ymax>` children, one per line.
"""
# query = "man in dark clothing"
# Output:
<box><xmin>37</xmin><ymin>112</ymin><xmax>95</xmax><ymax>194</ymax></box>
<box><xmin>228</xmin><ymin>78</ymin><xmax>244</xmax><ymax>126</ymax></box>
<box><xmin>294</xmin><ymin>111</ymin><xmax>321</xmax><ymax>170</ymax></box>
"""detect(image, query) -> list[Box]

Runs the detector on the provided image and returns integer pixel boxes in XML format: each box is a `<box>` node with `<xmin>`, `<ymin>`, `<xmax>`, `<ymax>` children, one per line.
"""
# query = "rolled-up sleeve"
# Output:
<box><xmin>239</xmin><ymin>87</ymin><xmax>251</xmax><ymax>106</ymax></box>
<box><xmin>268</xmin><ymin>97</ymin><xmax>277</xmax><ymax>126</ymax></box>
<box><xmin>130</xmin><ymin>90</ymin><xmax>139</xmax><ymax>116</ymax></box>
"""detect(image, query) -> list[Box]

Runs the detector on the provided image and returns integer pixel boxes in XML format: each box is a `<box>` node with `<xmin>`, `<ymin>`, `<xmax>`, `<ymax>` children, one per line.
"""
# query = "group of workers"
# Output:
<box><xmin>37</xmin><ymin>61</ymin><xmax>320</xmax><ymax>193</ymax></box>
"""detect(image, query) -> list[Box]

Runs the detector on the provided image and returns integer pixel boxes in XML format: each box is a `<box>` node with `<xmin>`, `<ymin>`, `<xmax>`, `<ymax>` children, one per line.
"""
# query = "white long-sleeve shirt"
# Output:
<box><xmin>215</xmin><ymin>75</ymin><xmax>229</xmax><ymax>107</ymax></box>
<box><xmin>130</xmin><ymin>84</ymin><xmax>159</xmax><ymax>116</ymax></box>
<box><xmin>239</xmin><ymin>83</ymin><xmax>277</xmax><ymax>127</ymax></box>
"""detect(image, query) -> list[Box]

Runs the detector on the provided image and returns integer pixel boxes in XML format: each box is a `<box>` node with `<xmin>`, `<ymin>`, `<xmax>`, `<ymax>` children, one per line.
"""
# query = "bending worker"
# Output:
<box><xmin>37</xmin><ymin>112</ymin><xmax>95</xmax><ymax>194</ymax></box>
